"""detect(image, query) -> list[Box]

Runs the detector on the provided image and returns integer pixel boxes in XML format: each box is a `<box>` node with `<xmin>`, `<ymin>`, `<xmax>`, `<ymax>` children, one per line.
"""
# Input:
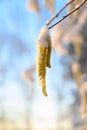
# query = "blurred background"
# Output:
<box><xmin>0</xmin><ymin>0</ymin><xmax>87</xmax><ymax>130</ymax></box>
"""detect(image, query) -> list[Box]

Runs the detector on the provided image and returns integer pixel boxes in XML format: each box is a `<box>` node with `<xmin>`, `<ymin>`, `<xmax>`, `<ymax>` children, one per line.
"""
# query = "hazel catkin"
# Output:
<box><xmin>36</xmin><ymin>26</ymin><xmax>52</xmax><ymax>96</ymax></box>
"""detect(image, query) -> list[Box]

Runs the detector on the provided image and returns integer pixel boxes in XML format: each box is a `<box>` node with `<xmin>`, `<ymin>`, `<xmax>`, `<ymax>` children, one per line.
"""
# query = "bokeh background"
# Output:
<box><xmin>0</xmin><ymin>0</ymin><xmax>87</xmax><ymax>130</ymax></box>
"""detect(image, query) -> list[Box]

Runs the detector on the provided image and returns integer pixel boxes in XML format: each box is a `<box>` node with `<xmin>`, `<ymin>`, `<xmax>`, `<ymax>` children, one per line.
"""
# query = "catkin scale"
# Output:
<box><xmin>36</xmin><ymin>26</ymin><xmax>51</xmax><ymax>96</ymax></box>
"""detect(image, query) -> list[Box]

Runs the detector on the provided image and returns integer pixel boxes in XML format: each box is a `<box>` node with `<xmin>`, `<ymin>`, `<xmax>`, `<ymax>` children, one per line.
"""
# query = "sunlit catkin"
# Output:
<box><xmin>74</xmin><ymin>42</ymin><xmax>81</xmax><ymax>60</ymax></box>
<box><xmin>71</xmin><ymin>62</ymin><xmax>81</xmax><ymax>88</ymax></box>
<box><xmin>49</xmin><ymin>0</ymin><xmax>54</xmax><ymax>13</ymax></box>
<box><xmin>44</xmin><ymin>0</ymin><xmax>54</xmax><ymax>13</ymax></box>
<box><xmin>46</xmin><ymin>43</ymin><xmax>52</xmax><ymax>68</ymax></box>
<box><xmin>36</xmin><ymin>26</ymin><xmax>51</xmax><ymax>96</ymax></box>
<box><xmin>74</xmin><ymin>0</ymin><xmax>81</xmax><ymax>6</ymax></box>
<box><xmin>74</xmin><ymin>0</ymin><xmax>81</xmax><ymax>15</ymax></box>
<box><xmin>81</xmin><ymin>92</ymin><xmax>87</xmax><ymax>118</ymax></box>
<box><xmin>26</xmin><ymin>0</ymin><xmax>40</xmax><ymax>13</ymax></box>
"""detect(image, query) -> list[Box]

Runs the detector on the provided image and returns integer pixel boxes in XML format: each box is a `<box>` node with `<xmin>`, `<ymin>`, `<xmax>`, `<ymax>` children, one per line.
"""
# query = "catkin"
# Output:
<box><xmin>71</xmin><ymin>62</ymin><xmax>81</xmax><ymax>88</ymax></box>
<box><xmin>46</xmin><ymin>43</ymin><xmax>52</xmax><ymax>68</ymax></box>
<box><xmin>36</xmin><ymin>26</ymin><xmax>51</xmax><ymax>96</ymax></box>
<box><xmin>44</xmin><ymin>0</ymin><xmax>54</xmax><ymax>13</ymax></box>
<box><xmin>26</xmin><ymin>0</ymin><xmax>40</xmax><ymax>13</ymax></box>
<box><xmin>81</xmin><ymin>93</ymin><xmax>87</xmax><ymax>118</ymax></box>
<box><xmin>74</xmin><ymin>0</ymin><xmax>81</xmax><ymax>6</ymax></box>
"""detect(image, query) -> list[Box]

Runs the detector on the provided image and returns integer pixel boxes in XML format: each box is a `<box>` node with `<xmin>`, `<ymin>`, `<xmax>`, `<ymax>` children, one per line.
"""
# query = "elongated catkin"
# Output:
<box><xmin>36</xmin><ymin>26</ymin><xmax>51</xmax><ymax>96</ymax></box>
<box><xmin>46</xmin><ymin>39</ymin><xmax>52</xmax><ymax>68</ymax></box>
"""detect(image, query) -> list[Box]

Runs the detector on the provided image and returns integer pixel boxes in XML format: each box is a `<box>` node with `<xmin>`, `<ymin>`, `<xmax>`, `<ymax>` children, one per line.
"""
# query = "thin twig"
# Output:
<box><xmin>46</xmin><ymin>0</ymin><xmax>74</xmax><ymax>26</ymax></box>
<box><xmin>48</xmin><ymin>0</ymin><xmax>87</xmax><ymax>29</ymax></box>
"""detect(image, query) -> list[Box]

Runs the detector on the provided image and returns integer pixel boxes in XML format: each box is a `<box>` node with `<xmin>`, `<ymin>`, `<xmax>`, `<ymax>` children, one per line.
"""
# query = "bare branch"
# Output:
<box><xmin>48</xmin><ymin>0</ymin><xmax>87</xmax><ymax>29</ymax></box>
<box><xmin>46</xmin><ymin>0</ymin><xmax>74</xmax><ymax>26</ymax></box>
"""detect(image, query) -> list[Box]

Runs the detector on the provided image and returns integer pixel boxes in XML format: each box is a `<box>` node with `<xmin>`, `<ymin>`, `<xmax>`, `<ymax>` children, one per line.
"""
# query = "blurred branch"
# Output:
<box><xmin>22</xmin><ymin>64</ymin><xmax>35</xmax><ymax>82</ymax></box>
<box><xmin>46</xmin><ymin>0</ymin><xmax>74</xmax><ymax>26</ymax></box>
<box><xmin>47</xmin><ymin>0</ymin><xmax>87</xmax><ymax>29</ymax></box>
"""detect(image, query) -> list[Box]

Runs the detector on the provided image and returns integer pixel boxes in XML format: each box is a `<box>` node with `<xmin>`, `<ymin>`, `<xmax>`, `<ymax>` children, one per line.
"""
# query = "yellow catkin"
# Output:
<box><xmin>36</xmin><ymin>46</ymin><xmax>48</xmax><ymax>96</ymax></box>
<box><xmin>36</xmin><ymin>26</ymin><xmax>52</xmax><ymax>96</ymax></box>
<box><xmin>46</xmin><ymin>44</ymin><xmax>52</xmax><ymax>68</ymax></box>
<box><xmin>41</xmin><ymin>78</ymin><xmax>48</xmax><ymax>96</ymax></box>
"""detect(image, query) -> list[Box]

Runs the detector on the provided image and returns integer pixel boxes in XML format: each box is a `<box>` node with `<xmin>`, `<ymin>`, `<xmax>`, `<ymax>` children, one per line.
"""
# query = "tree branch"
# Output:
<box><xmin>48</xmin><ymin>0</ymin><xmax>87</xmax><ymax>29</ymax></box>
<box><xmin>46</xmin><ymin>0</ymin><xmax>74</xmax><ymax>26</ymax></box>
